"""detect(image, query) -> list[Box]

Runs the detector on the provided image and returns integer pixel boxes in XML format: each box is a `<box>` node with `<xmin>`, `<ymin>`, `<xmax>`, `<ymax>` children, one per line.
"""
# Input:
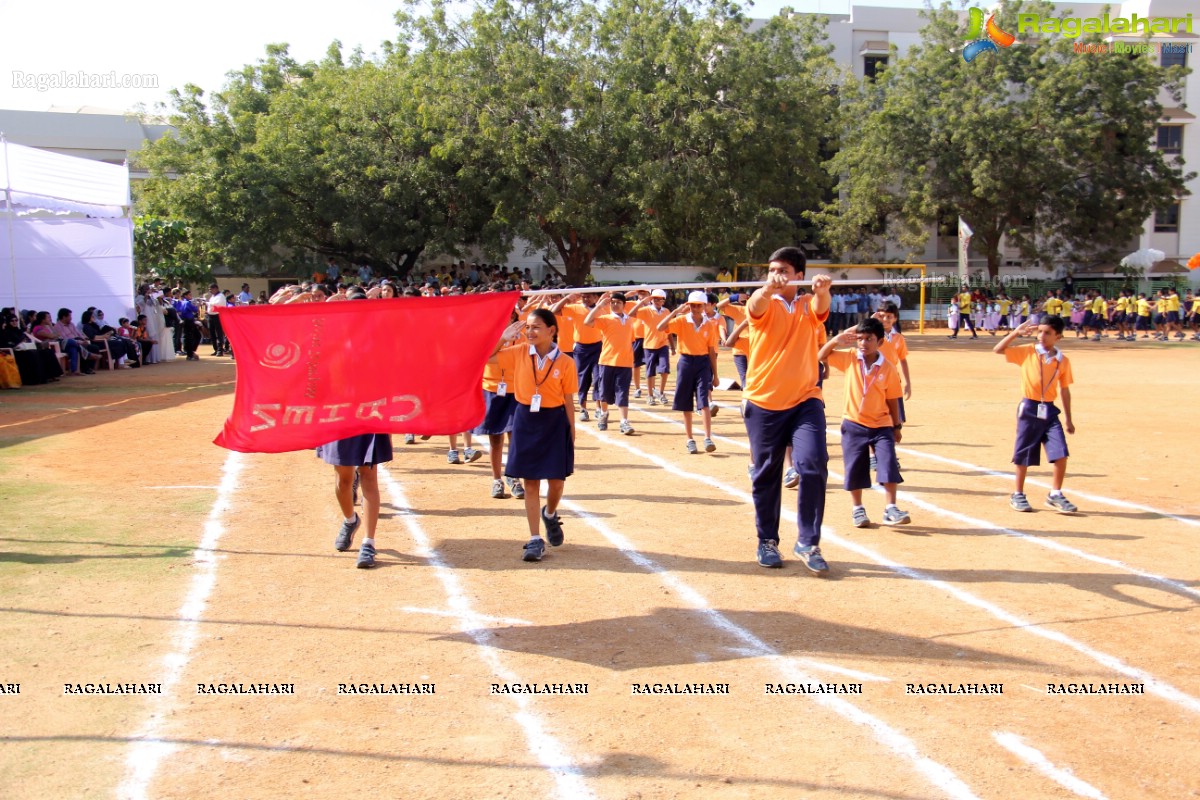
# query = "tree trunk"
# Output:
<box><xmin>980</xmin><ymin>228</ymin><xmax>1002</xmax><ymax>280</ymax></box>
<box><xmin>543</xmin><ymin>223</ymin><xmax>596</xmax><ymax>286</ymax></box>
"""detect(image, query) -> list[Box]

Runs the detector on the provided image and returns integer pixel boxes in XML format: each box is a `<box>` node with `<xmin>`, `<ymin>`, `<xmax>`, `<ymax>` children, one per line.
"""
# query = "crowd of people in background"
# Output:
<box><xmin>946</xmin><ymin>284</ymin><xmax>1199</xmax><ymax>342</ymax></box>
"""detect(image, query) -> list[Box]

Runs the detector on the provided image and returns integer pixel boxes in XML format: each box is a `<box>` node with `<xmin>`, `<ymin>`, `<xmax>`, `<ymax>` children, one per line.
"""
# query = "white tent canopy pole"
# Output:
<box><xmin>2</xmin><ymin>136</ymin><xmax>17</xmax><ymax>312</ymax></box>
<box><xmin>519</xmin><ymin>279</ymin><xmax>936</xmax><ymax>298</ymax></box>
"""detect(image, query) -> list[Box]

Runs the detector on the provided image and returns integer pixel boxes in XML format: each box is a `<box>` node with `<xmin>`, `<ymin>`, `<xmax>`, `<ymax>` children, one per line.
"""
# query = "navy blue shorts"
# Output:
<box><xmin>316</xmin><ymin>434</ymin><xmax>393</xmax><ymax>467</ymax></box>
<box><xmin>474</xmin><ymin>389</ymin><xmax>516</xmax><ymax>436</ymax></box>
<box><xmin>644</xmin><ymin>345</ymin><xmax>670</xmax><ymax>376</ymax></box>
<box><xmin>1012</xmin><ymin>400</ymin><xmax>1069</xmax><ymax>467</ymax></box>
<box><xmin>632</xmin><ymin>339</ymin><xmax>644</xmax><ymax>366</ymax></box>
<box><xmin>1135</xmin><ymin>315</ymin><xmax>1151</xmax><ymax>330</ymax></box>
<box><xmin>505</xmin><ymin>404</ymin><xmax>574</xmax><ymax>480</ymax></box>
<box><xmin>841</xmin><ymin>420</ymin><xmax>902</xmax><ymax>490</ymax></box>
<box><xmin>598</xmin><ymin>364</ymin><xmax>632</xmax><ymax>406</ymax></box>
<box><xmin>1166</xmin><ymin>311</ymin><xmax>1180</xmax><ymax>324</ymax></box>
<box><xmin>573</xmin><ymin>341</ymin><xmax>601</xmax><ymax>401</ymax></box>
<box><xmin>672</xmin><ymin>354</ymin><xmax>712</xmax><ymax>412</ymax></box>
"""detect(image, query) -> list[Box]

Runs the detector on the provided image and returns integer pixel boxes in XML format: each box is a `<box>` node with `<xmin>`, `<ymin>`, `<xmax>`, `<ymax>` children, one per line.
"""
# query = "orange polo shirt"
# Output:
<box><xmin>826</xmin><ymin>350</ymin><xmax>902</xmax><ymax>428</ymax></box>
<box><xmin>1004</xmin><ymin>345</ymin><xmax>1073</xmax><ymax>403</ymax></box>
<box><xmin>590</xmin><ymin>313</ymin><xmax>637</xmax><ymax>367</ymax></box>
<box><xmin>743</xmin><ymin>294</ymin><xmax>828</xmax><ymax>410</ymax></box>
<box><xmin>667</xmin><ymin>314</ymin><xmax>719</xmax><ymax>356</ymax></box>
<box><xmin>554</xmin><ymin>308</ymin><xmax>576</xmax><ymax>352</ymax></box>
<box><xmin>878</xmin><ymin>331</ymin><xmax>908</xmax><ymax>366</ymax></box>
<box><xmin>721</xmin><ymin>305</ymin><xmax>750</xmax><ymax>356</ymax></box>
<box><xmin>563</xmin><ymin>304</ymin><xmax>602</xmax><ymax>345</ymax></box>
<box><xmin>636</xmin><ymin>305</ymin><xmax>672</xmax><ymax>350</ymax></box>
<box><xmin>481</xmin><ymin>359</ymin><xmax>511</xmax><ymax>393</ymax></box>
<box><xmin>496</xmin><ymin>345</ymin><xmax>579</xmax><ymax>407</ymax></box>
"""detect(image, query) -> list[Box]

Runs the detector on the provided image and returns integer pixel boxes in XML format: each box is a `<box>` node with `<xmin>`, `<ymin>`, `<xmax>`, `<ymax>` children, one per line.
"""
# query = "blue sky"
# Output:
<box><xmin>0</xmin><ymin>0</ymin><xmax>932</xmax><ymax>115</ymax></box>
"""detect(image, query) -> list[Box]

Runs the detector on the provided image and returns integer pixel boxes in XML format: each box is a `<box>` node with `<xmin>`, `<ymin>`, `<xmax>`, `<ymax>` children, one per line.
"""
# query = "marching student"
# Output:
<box><xmin>492</xmin><ymin>309</ymin><xmax>579</xmax><ymax>562</ymax></box>
<box><xmin>447</xmin><ymin>433</ymin><xmax>483</xmax><ymax>465</ymax></box>
<box><xmin>950</xmin><ymin>286</ymin><xmax>979</xmax><ymax>340</ymax></box>
<box><xmin>741</xmin><ymin>247</ymin><xmax>832</xmax><ymax>572</ymax></box>
<box><xmin>634</xmin><ymin>288</ymin><xmax>673</xmax><ymax>405</ymax></box>
<box><xmin>1015</xmin><ymin>295</ymin><xmax>1031</xmax><ymax>329</ymax></box>
<box><xmin>583</xmin><ymin>291</ymin><xmax>637</xmax><ymax>434</ymax></box>
<box><xmin>317</xmin><ymin>290</ymin><xmax>391</xmax><ymax>569</ymax></box>
<box><xmin>1189</xmin><ymin>290</ymin><xmax>1200</xmax><ymax>341</ymax></box>
<box><xmin>476</xmin><ymin>344</ymin><xmax>523</xmax><ymax>500</ymax></box>
<box><xmin>630</xmin><ymin>290</ymin><xmax>647</xmax><ymax>399</ymax></box>
<box><xmin>657</xmin><ymin>291</ymin><xmax>720</xmax><ymax>454</ymax></box>
<box><xmin>1112</xmin><ymin>290</ymin><xmax>1131</xmax><ymax>341</ymax></box>
<box><xmin>1135</xmin><ymin>292</ymin><xmax>1152</xmax><ymax>338</ymax></box>
<box><xmin>551</xmin><ymin>292</ymin><xmax>602</xmax><ymax>421</ymax></box>
<box><xmin>1166</xmin><ymin>286</ymin><xmax>1184</xmax><ymax>340</ymax></box>
<box><xmin>716</xmin><ymin>294</ymin><xmax>750</xmax><ymax>389</ymax></box>
<box><xmin>819</xmin><ymin>319</ymin><xmax>910</xmax><ymax>527</ymax></box>
<box><xmin>1153</xmin><ymin>289</ymin><xmax>1168</xmax><ymax>340</ymax></box>
<box><xmin>993</xmin><ymin>315</ymin><xmax>1078</xmax><ymax>515</ymax></box>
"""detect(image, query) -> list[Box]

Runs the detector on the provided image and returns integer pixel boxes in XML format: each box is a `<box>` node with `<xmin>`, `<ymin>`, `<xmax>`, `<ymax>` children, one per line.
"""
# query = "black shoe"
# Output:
<box><xmin>541</xmin><ymin>506</ymin><xmax>564</xmax><ymax>546</ymax></box>
<box><xmin>335</xmin><ymin>514</ymin><xmax>360</xmax><ymax>551</ymax></box>
<box><xmin>356</xmin><ymin>541</ymin><xmax>376</xmax><ymax>568</ymax></box>
<box><xmin>522</xmin><ymin>537</ymin><xmax>546</xmax><ymax>562</ymax></box>
<box><xmin>82</xmin><ymin>368</ymin><xmax>96</xmax><ymax>375</ymax></box>
<box><xmin>757</xmin><ymin>540</ymin><xmax>783</xmax><ymax>568</ymax></box>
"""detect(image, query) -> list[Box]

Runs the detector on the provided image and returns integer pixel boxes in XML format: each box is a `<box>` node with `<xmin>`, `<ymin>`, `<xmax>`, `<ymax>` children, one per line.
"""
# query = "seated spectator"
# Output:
<box><xmin>34</xmin><ymin>310</ymin><xmax>96</xmax><ymax>375</ymax></box>
<box><xmin>81</xmin><ymin>308</ymin><xmax>140</xmax><ymax>368</ymax></box>
<box><xmin>0</xmin><ymin>310</ymin><xmax>63</xmax><ymax>384</ymax></box>
<box><xmin>134</xmin><ymin>315</ymin><xmax>156</xmax><ymax>363</ymax></box>
<box><xmin>117</xmin><ymin>317</ymin><xmax>135</xmax><ymax>339</ymax></box>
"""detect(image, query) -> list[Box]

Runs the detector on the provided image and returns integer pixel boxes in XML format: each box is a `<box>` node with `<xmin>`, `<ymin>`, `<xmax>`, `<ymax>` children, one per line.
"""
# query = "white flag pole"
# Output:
<box><xmin>957</xmin><ymin>217</ymin><xmax>973</xmax><ymax>287</ymax></box>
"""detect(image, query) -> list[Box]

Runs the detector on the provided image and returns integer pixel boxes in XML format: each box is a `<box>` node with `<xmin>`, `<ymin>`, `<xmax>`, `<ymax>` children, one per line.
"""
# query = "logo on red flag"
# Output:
<box><xmin>213</xmin><ymin>293</ymin><xmax>519</xmax><ymax>453</ymax></box>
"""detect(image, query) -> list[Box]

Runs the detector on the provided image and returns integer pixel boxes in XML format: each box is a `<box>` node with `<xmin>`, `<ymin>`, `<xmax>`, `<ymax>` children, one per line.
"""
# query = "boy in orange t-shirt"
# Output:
<box><xmin>993</xmin><ymin>314</ymin><xmax>1077</xmax><ymax>514</ymax></box>
<box><xmin>819</xmin><ymin>318</ymin><xmax>910</xmax><ymax>527</ymax></box>
<box><xmin>741</xmin><ymin>247</ymin><xmax>832</xmax><ymax>573</ymax></box>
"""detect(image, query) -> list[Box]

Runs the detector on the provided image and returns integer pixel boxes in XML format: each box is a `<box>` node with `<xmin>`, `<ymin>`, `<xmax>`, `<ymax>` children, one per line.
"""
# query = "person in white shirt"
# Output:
<box><xmin>207</xmin><ymin>283</ymin><xmax>229</xmax><ymax>356</ymax></box>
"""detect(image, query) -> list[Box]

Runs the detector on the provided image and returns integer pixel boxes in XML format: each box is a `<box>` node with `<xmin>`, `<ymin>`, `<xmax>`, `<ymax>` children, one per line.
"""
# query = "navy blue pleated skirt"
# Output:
<box><xmin>504</xmin><ymin>404</ymin><xmax>574</xmax><ymax>480</ymax></box>
<box><xmin>316</xmin><ymin>433</ymin><xmax>394</xmax><ymax>467</ymax></box>
<box><xmin>474</xmin><ymin>389</ymin><xmax>516</xmax><ymax>436</ymax></box>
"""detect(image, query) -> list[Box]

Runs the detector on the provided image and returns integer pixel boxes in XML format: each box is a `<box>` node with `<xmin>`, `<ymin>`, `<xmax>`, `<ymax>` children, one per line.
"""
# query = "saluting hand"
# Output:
<box><xmin>811</xmin><ymin>274</ymin><xmax>832</xmax><ymax>295</ymax></box>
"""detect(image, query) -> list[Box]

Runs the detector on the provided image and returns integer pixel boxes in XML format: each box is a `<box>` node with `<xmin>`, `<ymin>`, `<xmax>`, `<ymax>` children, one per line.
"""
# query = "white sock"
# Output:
<box><xmin>886</xmin><ymin>504</ymin><xmax>898</xmax><ymax>511</ymax></box>
<box><xmin>363</xmin><ymin>537</ymin><xmax>374</xmax><ymax>547</ymax></box>
<box><xmin>1049</xmin><ymin>490</ymin><xmax>1064</xmax><ymax>498</ymax></box>
<box><xmin>853</xmin><ymin>505</ymin><xmax>865</xmax><ymax>512</ymax></box>
<box><xmin>344</xmin><ymin>513</ymin><xmax>357</xmax><ymax>524</ymax></box>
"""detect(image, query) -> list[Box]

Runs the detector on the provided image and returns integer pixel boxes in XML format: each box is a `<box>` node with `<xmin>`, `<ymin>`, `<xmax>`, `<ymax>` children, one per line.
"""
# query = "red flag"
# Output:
<box><xmin>213</xmin><ymin>293</ymin><xmax>518</xmax><ymax>453</ymax></box>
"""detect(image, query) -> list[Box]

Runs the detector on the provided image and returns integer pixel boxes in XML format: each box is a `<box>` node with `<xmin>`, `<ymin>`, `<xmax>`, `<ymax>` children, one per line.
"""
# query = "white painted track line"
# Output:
<box><xmin>381</xmin><ymin>467</ymin><xmax>597</xmax><ymax>800</ymax></box>
<box><xmin>117</xmin><ymin>451</ymin><xmax>245</xmax><ymax>800</ymax></box>
<box><xmin>993</xmin><ymin>732</ymin><xmax>1108</xmax><ymax>799</ymax></box>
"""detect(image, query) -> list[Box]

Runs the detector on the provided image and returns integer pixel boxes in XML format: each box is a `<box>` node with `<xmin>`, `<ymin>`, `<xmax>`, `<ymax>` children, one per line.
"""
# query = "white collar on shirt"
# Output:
<box><xmin>1035</xmin><ymin>343</ymin><xmax>1063</xmax><ymax>363</ymax></box>
<box><xmin>856</xmin><ymin>351</ymin><xmax>886</xmax><ymax>370</ymax></box>
<box><xmin>528</xmin><ymin>344</ymin><xmax>561</xmax><ymax>367</ymax></box>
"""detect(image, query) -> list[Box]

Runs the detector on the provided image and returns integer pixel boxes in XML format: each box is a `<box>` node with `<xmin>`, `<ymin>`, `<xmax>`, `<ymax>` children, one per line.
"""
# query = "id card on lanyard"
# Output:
<box><xmin>859</xmin><ymin>359</ymin><xmax>881</xmax><ymax>415</ymax></box>
<box><xmin>530</xmin><ymin>352</ymin><xmax>557</xmax><ymax>413</ymax></box>
<box><xmin>1037</xmin><ymin>356</ymin><xmax>1059</xmax><ymax>420</ymax></box>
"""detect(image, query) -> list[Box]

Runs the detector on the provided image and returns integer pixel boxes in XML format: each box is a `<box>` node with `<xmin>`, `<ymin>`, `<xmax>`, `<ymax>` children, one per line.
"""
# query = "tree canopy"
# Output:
<box><xmin>135</xmin><ymin>0</ymin><xmax>837</xmax><ymax>283</ymax></box>
<box><xmin>812</xmin><ymin>0</ymin><xmax>1192</xmax><ymax>276</ymax></box>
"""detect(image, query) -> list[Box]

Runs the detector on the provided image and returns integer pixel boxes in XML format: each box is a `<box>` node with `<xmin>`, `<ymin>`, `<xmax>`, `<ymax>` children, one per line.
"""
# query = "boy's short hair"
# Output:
<box><xmin>768</xmin><ymin>246</ymin><xmax>806</xmax><ymax>274</ymax></box>
<box><xmin>856</xmin><ymin>318</ymin><xmax>886</xmax><ymax>339</ymax></box>
<box><xmin>706</xmin><ymin>292</ymin><xmax>718</xmax><ymax>305</ymax></box>
<box><xmin>880</xmin><ymin>302</ymin><xmax>899</xmax><ymax>316</ymax></box>
<box><xmin>1038</xmin><ymin>314</ymin><xmax>1065</xmax><ymax>335</ymax></box>
<box><xmin>611</xmin><ymin>292</ymin><xmax>626</xmax><ymax>304</ymax></box>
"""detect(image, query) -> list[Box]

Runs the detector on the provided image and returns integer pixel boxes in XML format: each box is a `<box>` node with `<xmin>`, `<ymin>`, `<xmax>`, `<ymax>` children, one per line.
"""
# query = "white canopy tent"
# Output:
<box><xmin>0</xmin><ymin>137</ymin><xmax>134</xmax><ymax>323</ymax></box>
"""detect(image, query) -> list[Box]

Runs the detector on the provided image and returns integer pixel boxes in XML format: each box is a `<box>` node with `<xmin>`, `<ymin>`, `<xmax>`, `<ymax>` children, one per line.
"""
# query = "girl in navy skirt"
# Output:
<box><xmin>315</xmin><ymin>290</ymin><xmax>392</xmax><ymax>568</ymax></box>
<box><xmin>492</xmin><ymin>308</ymin><xmax>579</xmax><ymax>562</ymax></box>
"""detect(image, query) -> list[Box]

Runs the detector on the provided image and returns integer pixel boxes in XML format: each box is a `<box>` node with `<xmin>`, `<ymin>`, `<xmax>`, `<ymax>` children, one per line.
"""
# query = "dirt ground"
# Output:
<box><xmin>0</xmin><ymin>332</ymin><xmax>1197</xmax><ymax>800</ymax></box>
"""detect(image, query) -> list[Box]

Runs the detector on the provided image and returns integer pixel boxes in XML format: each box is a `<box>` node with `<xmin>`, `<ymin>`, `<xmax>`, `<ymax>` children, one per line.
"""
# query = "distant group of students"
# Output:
<box><xmin>947</xmin><ymin>285</ymin><xmax>1198</xmax><ymax>342</ymax></box>
<box><xmin>313</xmin><ymin>250</ymin><xmax>1083</xmax><ymax>572</ymax></box>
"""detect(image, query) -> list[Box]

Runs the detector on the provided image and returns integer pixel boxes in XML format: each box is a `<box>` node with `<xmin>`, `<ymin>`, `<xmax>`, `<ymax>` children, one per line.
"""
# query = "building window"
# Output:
<box><xmin>1157</xmin><ymin>125</ymin><xmax>1183</xmax><ymax>154</ymax></box>
<box><xmin>1161</xmin><ymin>48</ymin><xmax>1188</xmax><ymax>69</ymax></box>
<box><xmin>1154</xmin><ymin>202</ymin><xmax>1180</xmax><ymax>233</ymax></box>
<box><xmin>864</xmin><ymin>56</ymin><xmax>888</xmax><ymax>81</ymax></box>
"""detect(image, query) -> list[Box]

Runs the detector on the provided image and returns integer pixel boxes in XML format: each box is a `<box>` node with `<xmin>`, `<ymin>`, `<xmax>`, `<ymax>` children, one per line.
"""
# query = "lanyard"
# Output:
<box><xmin>1038</xmin><ymin>355</ymin><xmax>1059</xmax><ymax>401</ymax></box>
<box><xmin>530</xmin><ymin>352</ymin><xmax>558</xmax><ymax>389</ymax></box>
<box><xmin>858</xmin><ymin>359</ymin><xmax>883</xmax><ymax>412</ymax></box>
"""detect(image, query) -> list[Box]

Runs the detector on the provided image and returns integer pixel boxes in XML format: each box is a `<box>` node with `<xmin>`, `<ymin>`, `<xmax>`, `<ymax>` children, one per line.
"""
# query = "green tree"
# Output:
<box><xmin>812</xmin><ymin>0</ymin><xmax>1192</xmax><ymax>277</ymax></box>
<box><xmin>132</xmin><ymin>215</ymin><xmax>213</xmax><ymax>286</ymax></box>
<box><xmin>135</xmin><ymin>42</ymin><xmax>483</xmax><ymax>279</ymax></box>
<box><xmin>401</xmin><ymin>0</ymin><xmax>836</xmax><ymax>283</ymax></box>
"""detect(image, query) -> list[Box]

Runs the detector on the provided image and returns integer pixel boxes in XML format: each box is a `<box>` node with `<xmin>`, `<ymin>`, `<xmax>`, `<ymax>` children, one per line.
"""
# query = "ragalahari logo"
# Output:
<box><xmin>962</xmin><ymin>7</ymin><xmax>1017</xmax><ymax>62</ymax></box>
